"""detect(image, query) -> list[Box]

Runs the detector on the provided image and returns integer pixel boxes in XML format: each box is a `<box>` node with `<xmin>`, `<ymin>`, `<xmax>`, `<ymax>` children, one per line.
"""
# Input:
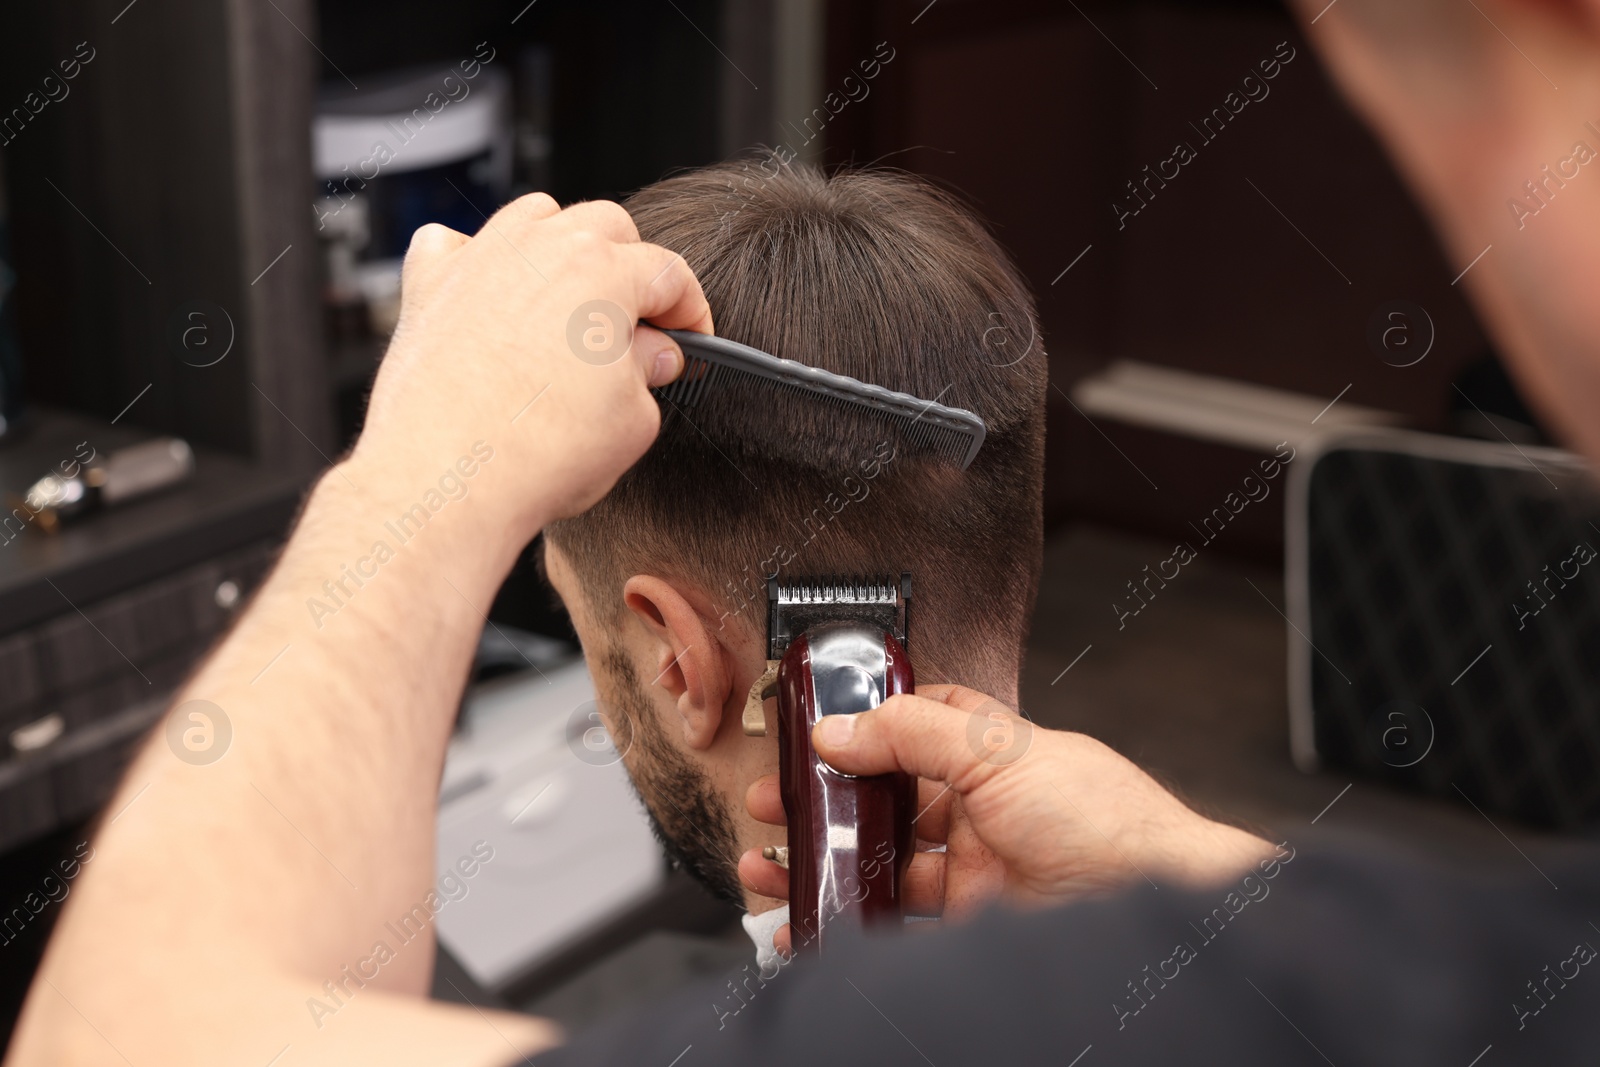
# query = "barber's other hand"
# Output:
<box><xmin>1285</xmin><ymin>0</ymin><xmax>1600</xmax><ymax>463</ymax></box>
<box><xmin>742</xmin><ymin>686</ymin><xmax>1273</xmax><ymax>947</ymax></box>
<box><xmin>347</xmin><ymin>194</ymin><xmax>713</xmax><ymax>547</ymax></box>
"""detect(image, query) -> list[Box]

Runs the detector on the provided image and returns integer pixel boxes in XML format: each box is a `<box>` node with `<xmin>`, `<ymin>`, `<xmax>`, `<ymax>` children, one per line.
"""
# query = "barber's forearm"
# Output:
<box><xmin>1289</xmin><ymin>0</ymin><xmax>1600</xmax><ymax>466</ymax></box>
<box><xmin>1439</xmin><ymin>199</ymin><xmax>1600</xmax><ymax>467</ymax></box>
<box><xmin>1372</xmin><ymin>125</ymin><xmax>1600</xmax><ymax>465</ymax></box>
<box><xmin>28</xmin><ymin>450</ymin><xmax>536</xmax><ymax>1034</ymax></box>
<box><xmin>12</xmin><ymin>191</ymin><xmax>710</xmax><ymax>1065</ymax></box>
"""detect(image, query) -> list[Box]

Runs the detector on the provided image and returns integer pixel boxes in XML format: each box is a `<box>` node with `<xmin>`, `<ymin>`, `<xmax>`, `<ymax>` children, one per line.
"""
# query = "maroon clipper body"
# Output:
<box><xmin>768</xmin><ymin>577</ymin><xmax>916</xmax><ymax>954</ymax></box>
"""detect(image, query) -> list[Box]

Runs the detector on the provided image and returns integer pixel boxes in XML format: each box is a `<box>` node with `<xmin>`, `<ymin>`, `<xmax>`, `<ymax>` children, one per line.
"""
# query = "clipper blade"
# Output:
<box><xmin>767</xmin><ymin>573</ymin><xmax>911</xmax><ymax>661</ymax></box>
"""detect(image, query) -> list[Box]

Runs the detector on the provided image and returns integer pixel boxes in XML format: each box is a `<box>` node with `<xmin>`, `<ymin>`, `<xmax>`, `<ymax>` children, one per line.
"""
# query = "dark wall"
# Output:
<box><xmin>0</xmin><ymin>0</ymin><xmax>331</xmax><ymax>468</ymax></box>
<box><xmin>1</xmin><ymin>1</ymin><xmax>249</xmax><ymax>447</ymax></box>
<box><xmin>825</xmin><ymin>0</ymin><xmax>1492</xmax><ymax>557</ymax></box>
<box><xmin>0</xmin><ymin>0</ymin><xmax>724</xmax><ymax>463</ymax></box>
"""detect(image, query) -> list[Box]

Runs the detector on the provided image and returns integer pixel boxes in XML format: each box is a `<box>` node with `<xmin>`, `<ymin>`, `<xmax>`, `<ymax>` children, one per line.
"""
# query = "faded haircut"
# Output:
<box><xmin>547</xmin><ymin>151</ymin><xmax>1047</xmax><ymax>685</ymax></box>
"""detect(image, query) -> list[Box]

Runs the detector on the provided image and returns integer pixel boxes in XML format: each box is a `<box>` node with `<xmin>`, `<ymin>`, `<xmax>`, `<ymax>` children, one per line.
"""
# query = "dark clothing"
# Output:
<box><xmin>537</xmin><ymin>833</ymin><xmax>1598</xmax><ymax>1065</ymax></box>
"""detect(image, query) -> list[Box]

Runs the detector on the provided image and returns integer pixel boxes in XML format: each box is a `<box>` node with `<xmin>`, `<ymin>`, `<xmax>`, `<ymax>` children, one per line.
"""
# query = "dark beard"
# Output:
<box><xmin>599</xmin><ymin>647</ymin><xmax>746</xmax><ymax>906</ymax></box>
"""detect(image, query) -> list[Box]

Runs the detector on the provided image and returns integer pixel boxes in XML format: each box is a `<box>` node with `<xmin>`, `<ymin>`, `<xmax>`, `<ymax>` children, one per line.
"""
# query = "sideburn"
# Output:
<box><xmin>600</xmin><ymin>646</ymin><xmax>746</xmax><ymax>906</ymax></box>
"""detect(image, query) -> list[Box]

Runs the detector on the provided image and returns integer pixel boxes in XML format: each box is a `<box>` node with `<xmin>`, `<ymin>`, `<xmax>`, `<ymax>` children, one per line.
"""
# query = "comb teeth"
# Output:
<box><xmin>652</xmin><ymin>331</ymin><xmax>987</xmax><ymax>469</ymax></box>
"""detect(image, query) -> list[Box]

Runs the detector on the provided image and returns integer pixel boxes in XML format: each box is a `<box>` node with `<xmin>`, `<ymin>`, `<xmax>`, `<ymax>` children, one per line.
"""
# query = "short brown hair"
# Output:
<box><xmin>548</xmin><ymin>153</ymin><xmax>1046</xmax><ymax>685</ymax></box>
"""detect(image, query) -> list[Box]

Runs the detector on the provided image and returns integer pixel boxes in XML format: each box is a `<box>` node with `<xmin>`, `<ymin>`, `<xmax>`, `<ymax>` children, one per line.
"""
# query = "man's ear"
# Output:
<box><xmin>622</xmin><ymin>576</ymin><xmax>732</xmax><ymax>750</ymax></box>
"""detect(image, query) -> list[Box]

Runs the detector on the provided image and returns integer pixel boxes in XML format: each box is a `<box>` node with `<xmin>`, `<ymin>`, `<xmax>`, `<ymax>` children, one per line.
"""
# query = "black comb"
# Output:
<box><xmin>656</xmin><ymin>331</ymin><xmax>987</xmax><ymax>470</ymax></box>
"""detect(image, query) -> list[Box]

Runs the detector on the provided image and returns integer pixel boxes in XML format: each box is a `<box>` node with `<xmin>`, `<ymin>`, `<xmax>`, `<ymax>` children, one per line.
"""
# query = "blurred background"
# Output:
<box><xmin>1</xmin><ymin>0</ymin><xmax>1597</xmax><ymax>1049</ymax></box>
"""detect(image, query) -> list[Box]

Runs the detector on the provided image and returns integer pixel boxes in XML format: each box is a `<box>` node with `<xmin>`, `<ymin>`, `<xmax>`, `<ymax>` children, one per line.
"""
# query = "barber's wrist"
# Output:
<box><xmin>1155</xmin><ymin>813</ymin><xmax>1276</xmax><ymax>889</ymax></box>
<box><xmin>314</xmin><ymin>448</ymin><xmax>542</xmax><ymax>587</ymax></box>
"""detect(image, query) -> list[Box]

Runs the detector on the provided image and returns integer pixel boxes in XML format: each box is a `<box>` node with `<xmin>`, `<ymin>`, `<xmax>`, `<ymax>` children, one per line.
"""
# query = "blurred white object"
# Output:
<box><xmin>355</xmin><ymin>259</ymin><xmax>403</xmax><ymax>337</ymax></box>
<box><xmin>316</xmin><ymin>193</ymin><xmax>369</xmax><ymax>305</ymax></box>
<box><xmin>313</xmin><ymin>66</ymin><xmax>511</xmax><ymax>184</ymax></box>
<box><xmin>23</xmin><ymin>437</ymin><xmax>195</xmax><ymax>530</ymax></box>
<box><xmin>1073</xmin><ymin>360</ymin><xmax>1402</xmax><ymax>452</ymax></box>
<box><xmin>101</xmin><ymin>437</ymin><xmax>194</xmax><ymax>504</ymax></box>
<box><xmin>434</xmin><ymin>660</ymin><xmax>664</xmax><ymax>989</ymax></box>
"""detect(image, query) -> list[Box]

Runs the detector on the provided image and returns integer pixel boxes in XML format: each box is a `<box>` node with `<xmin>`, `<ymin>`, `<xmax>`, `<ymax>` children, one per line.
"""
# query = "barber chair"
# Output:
<box><xmin>1287</xmin><ymin>428</ymin><xmax>1600</xmax><ymax>829</ymax></box>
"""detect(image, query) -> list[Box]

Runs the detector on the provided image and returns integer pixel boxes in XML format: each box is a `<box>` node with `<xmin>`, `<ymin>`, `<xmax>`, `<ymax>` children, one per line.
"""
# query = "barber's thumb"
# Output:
<box><xmin>813</xmin><ymin>694</ymin><xmax>989</xmax><ymax>787</ymax></box>
<box><xmin>634</xmin><ymin>325</ymin><xmax>683</xmax><ymax>388</ymax></box>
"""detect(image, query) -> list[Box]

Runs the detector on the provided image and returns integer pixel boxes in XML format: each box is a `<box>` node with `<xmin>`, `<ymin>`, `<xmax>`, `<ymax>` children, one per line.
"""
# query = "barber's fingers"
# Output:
<box><xmin>558</xmin><ymin>243</ymin><xmax>706</xmax><ymax>390</ymax></box>
<box><xmin>738</xmin><ymin>848</ymin><xmax>789</xmax><ymax>899</ymax></box>
<box><xmin>617</xmin><ymin>241</ymin><xmax>714</xmax><ymax>336</ymax></box>
<box><xmin>909</xmin><ymin>777</ymin><xmax>954</xmax><ymax>842</ymax></box>
<box><xmin>409</xmin><ymin>221</ymin><xmax>472</xmax><ymax>258</ymax></box>
<box><xmin>739</xmin><ymin>847</ymin><xmax>950</xmax><ymax>919</ymax></box>
<box><xmin>903</xmin><ymin>851</ymin><xmax>947</xmax><ymax>917</ymax></box>
<box><xmin>491</xmin><ymin>191</ymin><xmax>561</xmax><ymax>230</ymax></box>
<box><xmin>746</xmin><ymin>773</ymin><xmax>953</xmax><ymax>843</ymax></box>
<box><xmin>812</xmin><ymin>687</ymin><xmax>1032</xmax><ymax>792</ymax></box>
<box><xmin>940</xmin><ymin>836</ymin><xmax>1007</xmax><ymax>920</ymax></box>
<box><xmin>745</xmin><ymin>776</ymin><xmax>784</xmax><ymax>826</ymax></box>
<box><xmin>913</xmin><ymin>683</ymin><xmax>1002</xmax><ymax>713</ymax></box>
<box><xmin>470</xmin><ymin>190</ymin><xmax>560</xmax><ymax>240</ymax></box>
<box><xmin>402</xmin><ymin>223</ymin><xmax>471</xmax><ymax>286</ymax></box>
<box><xmin>546</xmin><ymin>198</ymin><xmax>641</xmax><ymax>243</ymax></box>
<box><xmin>631</xmin><ymin>325</ymin><xmax>684</xmax><ymax>389</ymax></box>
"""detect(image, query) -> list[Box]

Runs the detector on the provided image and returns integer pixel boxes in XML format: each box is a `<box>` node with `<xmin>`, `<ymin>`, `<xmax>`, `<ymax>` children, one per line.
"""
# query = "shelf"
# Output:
<box><xmin>0</xmin><ymin>408</ymin><xmax>311</xmax><ymax>638</ymax></box>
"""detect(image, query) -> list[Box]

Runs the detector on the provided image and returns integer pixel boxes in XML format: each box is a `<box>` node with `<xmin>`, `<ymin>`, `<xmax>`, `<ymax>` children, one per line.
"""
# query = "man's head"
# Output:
<box><xmin>542</xmin><ymin>152</ymin><xmax>1047</xmax><ymax>908</ymax></box>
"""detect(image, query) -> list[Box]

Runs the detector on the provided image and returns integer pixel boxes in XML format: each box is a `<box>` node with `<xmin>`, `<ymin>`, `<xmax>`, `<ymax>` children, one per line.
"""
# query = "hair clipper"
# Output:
<box><xmin>748</xmin><ymin>574</ymin><xmax>916</xmax><ymax>954</ymax></box>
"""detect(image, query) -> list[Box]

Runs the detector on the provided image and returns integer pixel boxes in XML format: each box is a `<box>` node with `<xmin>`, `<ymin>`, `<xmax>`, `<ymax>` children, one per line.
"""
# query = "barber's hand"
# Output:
<box><xmin>347</xmin><ymin>194</ymin><xmax>713</xmax><ymax>544</ymax></box>
<box><xmin>1284</xmin><ymin>0</ymin><xmax>1600</xmax><ymax>177</ymax></box>
<box><xmin>741</xmin><ymin>685</ymin><xmax>1273</xmax><ymax>952</ymax></box>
